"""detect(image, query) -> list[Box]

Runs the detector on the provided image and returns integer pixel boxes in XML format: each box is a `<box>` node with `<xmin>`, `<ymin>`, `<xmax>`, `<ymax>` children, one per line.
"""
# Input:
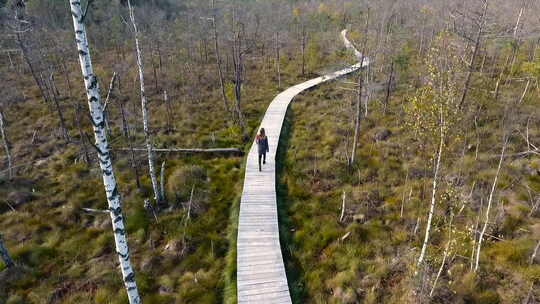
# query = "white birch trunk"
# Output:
<box><xmin>513</xmin><ymin>4</ymin><xmax>525</xmax><ymax>39</ymax></box>
<box><xmin>417</xmin><ymin>116</ymin><xmax>445</xmax><ymax>271</ymax></box>
<box><xmin>474</xmin><ymin>139</ymin><xmax>507</xmax><ymax>272</ymax></box>
<box><xmin>339</xmin><ymin>191</ymin><xmax>346</xmax><ymax>223</ymax></box>
<box><xmin>470</xmin><ymin>198</ymin><xmax>483</xmax><ymax>270</ymax></box>
<box><xmin>530</xmin><ymin>240</ymin><xmax>540</xmax><ymax>264</ymax></box>
<box><xmin>519</xmin><ymin>79</ymin><xmax>530</xmax><ymax>104</ymax></box>
<box><xmin>0</xmin><ymin>109</ymin><xmax>13</xmax><ymax>180</ymax></box>
<box><xmin>127</xmin><ymin>0</ymin><xmax>160</xmax><ymax>206</ymax></box>
<box><xmin>350</xmin><ymin>71</ymin><xmax>363</xmax><ymax>165</ymax></box>
<box><xmin>160</xmin><ymin>161</ymin><xmax>166</xmax><ymax>202</ymax></box>
<box><xmin>430</xmin><ymin>214</ymin><xmax>454</xmax><ymax>297</ymax></box>
<box><xmin>68</xmin><ymin>2</ymin><xmax>140</xmax><ymax>302</ymax></box>
<box><xmin>275</xmin><ymin>31</ymin><xmax>281</xmax><ymax>89</ymax></box>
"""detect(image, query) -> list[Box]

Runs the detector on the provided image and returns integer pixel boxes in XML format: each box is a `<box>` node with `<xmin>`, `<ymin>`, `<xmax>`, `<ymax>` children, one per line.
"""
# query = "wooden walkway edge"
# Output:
<box><xmin>236</xmin><ymin>29</ymin><xmax>367</xmax><ymax>304</ymax></box>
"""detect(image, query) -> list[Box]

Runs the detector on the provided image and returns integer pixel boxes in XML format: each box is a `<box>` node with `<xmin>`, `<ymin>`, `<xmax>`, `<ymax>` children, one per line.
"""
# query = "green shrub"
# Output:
<box><xmin>6</xmin><ymin>294</ymin><xmax>24</xmax><ymax>304</ymax></box>
<box><xmin>473</xmin><ymin>290</ymin><xmax>500</xmax><ymax>304</ymax></box>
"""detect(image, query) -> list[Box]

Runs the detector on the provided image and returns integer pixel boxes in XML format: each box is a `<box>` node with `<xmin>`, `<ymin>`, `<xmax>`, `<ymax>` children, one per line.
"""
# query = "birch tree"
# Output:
<box><xmin>127</xmin><ymin>0</ymin><xmax>161</xmax><ymax>206</ymax></box>
<box><xmin>350</xmin><ymin>12</ymin><xmax>369</xmax><ymax>165</ymax></box>
<box><xmin>405</xmin><ymin>32</ymin><xmax>463</xmax><ymax>271</ymax></box>
<box><xmin>474</xmin><ymin>137</ymin><xmax>507</xmax><ymax>272</ymax></box>
<box><xmin>67</xmin><ymin>1</ymin><xmax>140</xmax><ymax>302</ymax></box>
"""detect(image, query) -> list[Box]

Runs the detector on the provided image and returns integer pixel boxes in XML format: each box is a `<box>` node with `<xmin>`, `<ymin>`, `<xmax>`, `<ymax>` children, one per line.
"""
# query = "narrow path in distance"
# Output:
<box><xmin>236</xmin><ymin>29</ymin><xmax>367</xmax><ymax>304</ymax></box>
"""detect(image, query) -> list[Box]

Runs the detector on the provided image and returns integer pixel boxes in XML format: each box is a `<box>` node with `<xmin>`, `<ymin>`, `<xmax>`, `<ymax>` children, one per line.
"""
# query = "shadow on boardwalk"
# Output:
<box><xmin>276</xmin><ymin>109</ymin><xmax>307</xmax><ymax>304</ymax></box>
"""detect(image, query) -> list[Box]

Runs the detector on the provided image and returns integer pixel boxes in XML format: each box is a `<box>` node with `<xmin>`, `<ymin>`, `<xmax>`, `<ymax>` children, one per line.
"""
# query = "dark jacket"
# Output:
<box><xmin>256</xmin><ymin>135</ymin><xmax>269</xmax><ymax>154</ymax></box>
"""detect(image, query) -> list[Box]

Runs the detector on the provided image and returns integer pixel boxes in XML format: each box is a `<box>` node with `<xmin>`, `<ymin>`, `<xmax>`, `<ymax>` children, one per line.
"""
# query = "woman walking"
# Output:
<box><xmin>256</xmin><ymin>128</ymin><xmax>269</xmax><ymax>172</ymax></box>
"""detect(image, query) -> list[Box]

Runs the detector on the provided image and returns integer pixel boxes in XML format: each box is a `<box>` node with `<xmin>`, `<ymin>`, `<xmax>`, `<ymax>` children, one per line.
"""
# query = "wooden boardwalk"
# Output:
<box><xmin>236</xmin><ymin>30</ymin><xmax>367</xmax><ymax>304</ymax></box>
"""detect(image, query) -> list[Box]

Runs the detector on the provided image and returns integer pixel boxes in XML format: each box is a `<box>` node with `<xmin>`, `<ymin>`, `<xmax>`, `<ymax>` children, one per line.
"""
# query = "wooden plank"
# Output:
<box><xmin>236</xmin><ymin>29</ymin><xmax>367</xmax><ymax>303</ymax></box>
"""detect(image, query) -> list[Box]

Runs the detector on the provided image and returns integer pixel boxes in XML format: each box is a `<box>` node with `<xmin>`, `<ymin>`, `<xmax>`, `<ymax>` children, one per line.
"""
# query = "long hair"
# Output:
<box><xmin>259</xmin><ymin>128</ymin><xmax>266</xmax><ymax>137</ymax></box>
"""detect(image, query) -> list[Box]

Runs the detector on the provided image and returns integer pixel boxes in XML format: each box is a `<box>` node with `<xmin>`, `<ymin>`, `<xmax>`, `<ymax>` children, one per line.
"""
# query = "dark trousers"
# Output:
<box><xmin>258</xmin><ymin>153</ymin><xmax>266</xmax><ymax>171</ymax></box>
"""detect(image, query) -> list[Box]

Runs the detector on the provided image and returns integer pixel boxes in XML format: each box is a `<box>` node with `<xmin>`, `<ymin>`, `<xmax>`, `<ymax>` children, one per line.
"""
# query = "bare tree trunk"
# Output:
<box><xmin>430</xmin><ymin>214</ymin><xmax>454</xmax><ymax>297</ymax></box>
<box><xmin>7</xmin><ymin>51</ymin><xmax>15</xmax><ymax>72</ymax></box>
<box><xmin>339</xmin><ymin>191</ymin><xmax>346</xmax><ymax>223</ymax></box>
<box><xmin>275</xmin><ymin>31</ymin><xmax>281</xmax><ymax>88</ymax></box>
<box><xmin>530</xmin><ymin>240</ymin><xmax>540</xmax><ymax>264</ymax></box>
<box><xmin>519</xmin><ymin>79</ymin><xmax>531</xmax><ymax>104</ymax></box>
<box><xmin>163</xmin><ymin>90</ymin><xmax>174</xmax><ymax>132</ymax></box>
<box><xmin>495</xmin><ymin>54</ymin><xmax>511</xmax><ymax>101</ymax></box>
<box><xmin>114</xmin><ymin>147</ymin><xmax>242</xmax><ymax>154</ymax></box>
<box><xmin>40</xmin><ymin>72</ymin><xmax>55</xmax><ymax>113</ymax></box>
<box><xmin>349</xmin><ymin>13</ymin><xmax>369</xmax><ymax>166</ymax></box>
<box><xmin>231</xmin><ymin>23</ymin><xmax>247</xmax><ymax>136</ymax></box>
<box><xmin>474</xmin><ymin>138</ymin><xmax>507</xmax><ymax>272</ymax></box>
<box><xmin>0</xmin><ymin>234</ymin><xmax>14</xmax><ymax>268</ymax></box>
<box><xmin>419</xmin><ymin>15</ymin><xmax>426</xmax><ymax>57</ymax></box>
<box><xmin>103</xmin><ymin>72</ymin><xmax>118</xmax><ymax>137</ymax></box>
<box><xmin>384</xmin><ymin>60</ymin><xmax>394</xmax><ymax>113</ymax></box>
<box><xmin>505</xmin><ymin>1</ymin><xmax>527</xmax><ymax>85</ymax></box>
<box><xmin>160</xmin><ymin>161</ymin><xmax>166</xmax><ymax>203</ymax></box>
<box><xmin>401</xmin><ymin>170</ymin><xmax>410</xmax><ymax>218</ymax></box>
<box><xmin>152</xmin><ymin>56</ymin><xmax>159</xmax><ymax>92</ymax></box>
<box><xmin>68</xmin><ymin>2</ymin><xmax>140</xmax><ymax>303</ymax></box>
<box><xmin>301</xmin><ymin>22</ymin><xmax>307</xmax><ymax>76</ymax></box>
<box><xmin>459</xmin><ymin>0</ymin><xmax>488</xmax><ymax>109</ymax></box>
<box><xmin>16</xmin><ymin>34</ymin><xmax>48</xmax><ymax>103</ymax></box>
<box><xmin>128</xmin><ymin>0</ymin><xmax>161</xmax><ymax>207</ymax></box>
<box><xmin>350</xmin><ymin>72</ymin><xmax>363</xmax><ymax>165</ymax></box>
<box><xmin>49</xmin><ymin>71</ymin><xmax>61</xmax><ymax>97</ymax></box>
<box><xmin>470</xmin><ymin>198</ymin><xmax>483</xmax><ymax>270</ymax></box>
<box><xmin>417</xmin><ymin>113</ymin><xmax>445</xmax><ymax>271</ymax></box>
<box><xmin>479</xmin><ymin>49</ymin><xmax>487</xmax><ymax>74</ymax></box>
<box><xmin>211</xmin><ymin>0</ymin><xmax>231</xmax><ymax>116</ymax></box>
<box><xmin>0</xmin><ymin>109</ymin><xmax>13</xmax><ymax>180</ymax></box>
<box><xmin>49</xmin><ymin>78</ymin><xmax>70</xmax><ymax>141</ymax></box>
<box><xmin>74</xmin><ymin>98</ymin><xmax>90</xmax><ymax>164</ymax></box>
<box><xmin>118</xmin><ymin>98</ymin><xmax>130</xmax><ymax>139</ymax></box>
<box><xmin>513</xmin><ymin>2</ymin><xmax>526</xmax><ymax>38</ymax></box>
<box><xmin>118</xmin><ymin>100</ymin><xmax>141</xmax><ymax>190</ymax></box>
<box><xmin>61</xmin><ymin>61</ymin><xmax>73</xmax><ymax>98</ymax></box>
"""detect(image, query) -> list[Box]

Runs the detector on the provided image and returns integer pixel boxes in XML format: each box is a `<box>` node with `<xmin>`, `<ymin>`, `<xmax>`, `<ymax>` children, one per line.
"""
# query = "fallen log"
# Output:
<box><xmin>113</xmin><ymin>147</ymin><xmax>243</xmax><ymax>155</ymax></box>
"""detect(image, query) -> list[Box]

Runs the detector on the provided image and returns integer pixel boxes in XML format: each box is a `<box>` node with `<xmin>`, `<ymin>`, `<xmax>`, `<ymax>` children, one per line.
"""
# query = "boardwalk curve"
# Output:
<box><xmin>236</xmin><ymin>30</ymin><xmax>368</xmax><ymax>303</ymax></box>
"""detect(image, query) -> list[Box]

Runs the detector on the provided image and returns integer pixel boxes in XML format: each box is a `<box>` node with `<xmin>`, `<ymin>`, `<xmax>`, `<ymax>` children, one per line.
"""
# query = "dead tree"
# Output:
<box><xmin>350</xmin><ymin>12</ymin><xmax>369</xmax><ymax>165</ymax></box>
<box><xmin>384</xmin><ymin>60</ymin><xmax>394</xmax><ymax>113</ymax></box>
<box><xmin>163</xmin><ymin>90</ymin><xmax>174</xmax><ymax>132</ymax></box>
<box><xmin>47</xmin><ymin>69</ymin><xmax>70</xmax><ymax>141</ymax></box>
<box><xmin>350</xmin><ymin>71</ymin><xmax>364</xmax><ymax>166</ymax></box>
<box><xmin>11</xmin><ymin>8</ymin><xmax>48</xmax><ymax>105</ymax></box>
<box><xmin>458</xmin><ymin>0</ymin><xmax>488</xmax><ymax>109</ymax></box>
<box><xmin>300</xmin><ymin>21</ymin><xmax>307</xmax><ymax>76</ymax></box>
<box><xmin>474</xmin><ymin>137</ymin><xmax>508</xmax><ymax>272</ymax></box>
<box><xmin>231</xmin><ymin>20</ymin><xmax>248</xmax><ymax>136</ymax></box>
<box><xmin>103</xmin><ymin>72</ymin><xmax>118</xmax><ymax>137</ymax></box>
<box><xmin>0</xmin><ymin>108</ymin><xmax>13</xmax><ymax>180</ymax></box>
<box><xmin>275</xmin><ymin>30</ymin><xmax>281</xmax><ymax>88</ymax></box>
<box><xmin>210</xmin><ymin>0</ymin><xmax>231</xmax><ymax>116</ymax></box>
<box><xmin>505</xmin><ymin>0</ymin><xmax>529</xmax><ymax>84</ymax></box>
<box><xmin>127</xmin><ymin>0</ymin><xmax>161</xmax><ymax>207</ymax></box>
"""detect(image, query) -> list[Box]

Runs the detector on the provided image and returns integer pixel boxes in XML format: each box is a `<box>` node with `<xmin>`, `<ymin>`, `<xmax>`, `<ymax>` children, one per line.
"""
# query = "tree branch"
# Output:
<box><xmin>113</xmin><ymin>147</ymin><xmax>243</xmax><ymax>154</ymax></box>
